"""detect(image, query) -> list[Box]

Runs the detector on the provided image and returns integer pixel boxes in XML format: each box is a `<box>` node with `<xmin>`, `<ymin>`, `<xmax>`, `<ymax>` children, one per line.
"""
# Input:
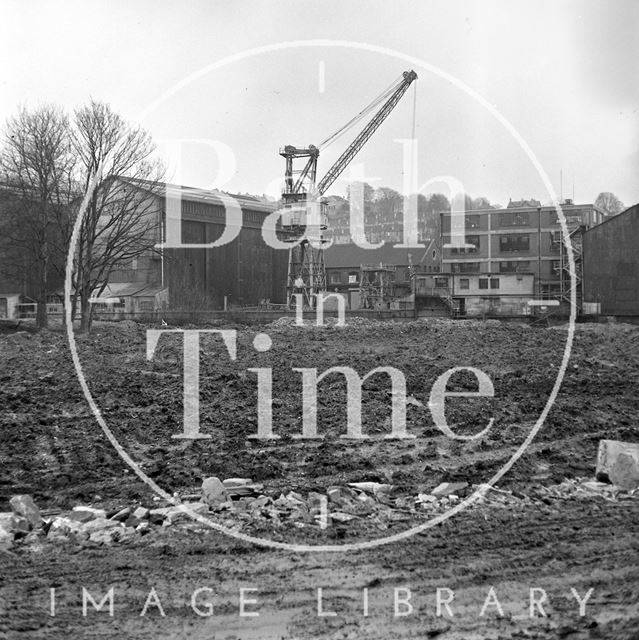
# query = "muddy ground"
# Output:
<box><xmin>1</xmin><ymin>317</ymin><xmax>638</xmax><ymax>639</ymax></box>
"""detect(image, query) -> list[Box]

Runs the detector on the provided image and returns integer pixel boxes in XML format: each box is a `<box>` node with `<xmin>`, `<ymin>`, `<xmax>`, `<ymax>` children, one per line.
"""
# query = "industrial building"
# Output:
<box><xmin>438</xmin><ymin>200</ymin><xmax>605</xmax><ymax>315</ymax></box>
<box><xmin>324</xmin><ymin>239</ymin><xmax>440</xmax><ymax>310</ymax></box>
<box><xmin>95</xmin><ymin>180</ymin><xmax>289</xmax><ymax>313</ymax></box>
<box><xmin>412</xmin><ymin>271</ymin><xmax>535</xmax><ymax>317</ymax></box>
<box><xmin>582</xmin><ymin>203</ymin><xmax>639</xmax><ymax>316</ymax></box>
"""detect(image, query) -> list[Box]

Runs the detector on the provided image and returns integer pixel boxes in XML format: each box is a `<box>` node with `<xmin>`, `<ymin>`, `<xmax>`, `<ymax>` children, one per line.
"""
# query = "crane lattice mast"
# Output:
<box><xmin>279</xmin><ymin>69</ymin><xmax>418</xmax><ymax>310</ymax></box>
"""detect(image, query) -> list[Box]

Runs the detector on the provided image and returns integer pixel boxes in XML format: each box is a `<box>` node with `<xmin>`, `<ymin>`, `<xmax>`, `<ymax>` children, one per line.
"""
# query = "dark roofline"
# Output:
<box><xmin>441</xmin><ymin>203</ymin><xmax>602</xmax><ymax>215</ymax></box>
<box><xmin>116</xmin><ymin>177</ymin><xmax>277</xmax><ymax>213</ymax></box>
<box><xmin>582</xmin><ymin>202</ymin><xmax>639</xmax><ymax>234</ymax></box>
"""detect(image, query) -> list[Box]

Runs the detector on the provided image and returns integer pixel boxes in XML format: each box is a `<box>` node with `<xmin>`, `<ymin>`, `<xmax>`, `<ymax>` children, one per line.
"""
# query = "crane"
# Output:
<box><xmin>278</xmin><ymin>69</ymin><xmax>418</xmax><ymax>310</ymax></box>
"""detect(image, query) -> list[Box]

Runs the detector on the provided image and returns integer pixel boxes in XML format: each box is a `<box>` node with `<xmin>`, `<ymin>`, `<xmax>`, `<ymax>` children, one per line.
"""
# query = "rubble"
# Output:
<box><xmin>431</xmin><ymin>482</ymin><xmax>469</xmax><ymax>498</ymax></box>
<box><xmin>0</xmin><ymin>527</ymin><xmax>13</xmax><ymax>551</ymax></box>
<box><xmin>201</xmin><ymin>476</ymin><xmax>228</xmax><ymax>506</ymax></box>
<box><xmin>610</xmin><ymin>453</ymin><xmax>639</xmax><ymax>490</ymax></box>
<box><xmin>596</xmin><ymin>439</ymin><xmax>639</xmax><ymax>489</ymax></box>
<box><xmin>4</xmin><ymin>468</ymin><xmax>639</xmax><ymax>552</ymax></box>
<box><xmin>9</xmin><ymin>495</ymin><xmax>42</xmax><ymax>528</ymax></box>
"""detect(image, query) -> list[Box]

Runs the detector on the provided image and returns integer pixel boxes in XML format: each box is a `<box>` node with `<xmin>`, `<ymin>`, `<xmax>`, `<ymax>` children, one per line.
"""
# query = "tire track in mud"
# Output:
<box><xmin>1</xmin><ymin>499</ymin><xmax>638</xmax><ymax>639</ymax></box>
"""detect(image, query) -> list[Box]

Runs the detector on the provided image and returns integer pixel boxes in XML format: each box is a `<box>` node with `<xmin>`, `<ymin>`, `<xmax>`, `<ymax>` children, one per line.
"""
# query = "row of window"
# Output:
<box><xmin>328</xmin><ymin>266</ymin><xmax>442</xmax><ymax>286</ymax></box>
<box><xmin>446</xmin><ymin>233</ymin><xmax>565</xmax><ymax>254</ymax></box>
<box><xmin>449</xmin><ymin>260</ymin><xmax>561</xmax><ymax>274</ymax></box>
<box><xmin>461</xmin><ymin>211</ymin><xmax>562</xmax><ymax>228</ymax></box>
<box><xmin>433</xmin><ymin>276</ymin><xmax>501</xmax><ymax>290</ymax></box>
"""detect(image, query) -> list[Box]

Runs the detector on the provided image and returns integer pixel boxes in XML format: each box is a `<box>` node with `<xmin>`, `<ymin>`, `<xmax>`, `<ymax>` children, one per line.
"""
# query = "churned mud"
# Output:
<box><xmin>1</xmin><ymin>318</ymin><xmax>638</xmax><ymax>639</ymax></box>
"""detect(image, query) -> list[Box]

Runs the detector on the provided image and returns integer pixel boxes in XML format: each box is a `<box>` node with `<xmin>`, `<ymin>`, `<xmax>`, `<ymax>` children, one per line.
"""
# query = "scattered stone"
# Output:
<box><xmin>68</xmin><ymin>507</ymin><xmax>105</xmax><ymax>524</ymax></box>
<box><xmin>0</xmin><ymin>513</ymin><xmax>17</xmax><ymax>535</ymax></box>
<box><xmin>160</xmin><ymin>502</ymin><xmax>211</xmax><ymax>525</ymax></box>
<box><xmin>609</xmin><ymin>453</ymin><xmax>639</xmax><ymax>490</ymax></box>
<box><xmin>202</xmin><ymin>477</ymin><xmax>228</xmax><ymax>506</ymax></box>
<box><xmin>80</xmin><ymin>518</ymin><xmax>122</xmax><ymax>535</ymax></box>
<box><xmin>88</xmin><ymin>528</ymin><xmax>118</xmax><ymax>544</ymax></box>
<box><xmin>132</xmin><ymin>506</ymin><xmax>150</xmax><ymax>520</ymax></box>
<box><xmin>0</xmin><ymin>527</ymin><xmax>13</xmax><ymax>550</ymax></box>
<box><xmin>431</xmin><ymin>482</ymin><xmax>469</xmax><ymax>498</ymax></box>
<box><xmin>225</xmin><ymin>483</ymin><xmax>264</xmax><ymax>498</ymax></box>
<box><xmin>596</xmin><ymin>439</ymin><xmax>639</xmax><ymax>483</ymax></box>
<box><xmin>110</xmin><ymin>507</ymin><xmax>132</xmax><ymax>522</ymax></box>
<box><xmin>48</xmin><ymin>516</ymin><xmax>83</xmax><ymax>539</ymax></box>
<box><xmin>120</xmin><ymin>522</ymin><xmax>141</xmax><ymax>542</ymax></box>
<box><xmin>330</xmin><ymin>512</ymin><xmax>355</xmax><ymax>523</ymax></box>
<box><xmin>11</xmin><ymin>516</ymin><xmax>30</xmax><ymax>536</ymax></box>
<box><xmin>348</xmin><ymin>482</ymin><xmax>392</xmax><ymax>496</ymax></box>
<box><xmin>9</xmin><ymin>495</ymin><xmax>42</xmax><ymax>528</ymax></box>
<box><xmin>223</xmin><ymin>477</ymin><xmax>253</xmax><ymax>488</ymax></box>
<box><xmin>73</xmin><ymin>505</ymin><xmax>107</xmax><ymax>518</ymax></box>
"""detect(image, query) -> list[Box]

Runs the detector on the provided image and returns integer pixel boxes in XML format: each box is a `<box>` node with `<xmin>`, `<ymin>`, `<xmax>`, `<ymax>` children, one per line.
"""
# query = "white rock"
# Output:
<box><xmin>202</xmin><ymin>477</ymin><xmax>228</xmax><ymax>506</ymax></box>
<box><xmin>9</xmin><ymin>495</ymin><xmax>42</xmax><ymax>528</ymax></box>
<box><xmin>223</xmin><ymin>478</ymin><xmax>253</xmax><ymax>487</ymax></box>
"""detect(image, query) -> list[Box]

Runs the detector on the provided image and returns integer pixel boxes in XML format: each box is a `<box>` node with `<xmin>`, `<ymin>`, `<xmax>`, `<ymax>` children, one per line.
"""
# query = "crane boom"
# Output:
<box><xmin>278</xmin><ymin>68</ymin><xmax>417</xmax><ymax>311</ymax></box>
<box><xmin>316</xmin><ymin>69</ymin><xmax>417</xmax><ymax>195</ymax></box>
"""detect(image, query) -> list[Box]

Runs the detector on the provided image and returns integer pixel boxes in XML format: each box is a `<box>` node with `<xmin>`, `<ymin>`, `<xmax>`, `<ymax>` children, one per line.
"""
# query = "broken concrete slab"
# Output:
<box><xmin>609</xmin><ymin>453</ymin><xmax>639</xmax><ymax>490</ymax></box>
<box><xmin>9</xmin><ymin>495</ymin><xmax>42</xmax><ymax>528</ymax></box>
<box><xmin>202</xmin><ymin>477</ymin><xmax>228</xmax><ymax>506</ymax></box>
<box><xmin>596</xmin><ymin>440</ymin><xmax>639</xmax><ymax>483</ymax></box>
<box><xmin>431</xmin><ymin>482</ymin><xmax>469</xmax><ymax>498</ymax></box>
<box><xmin>159</xmin><ymin>502</ymin><xmax>211</xmax><ymax>525</ymax></box>
<box><xmin>348</xmin><ymin>482</ymin><xmax>393</xmax><ymax>496</ymax></box>
<box><xmin>80</xmin><ymin>518</ymin><xmax>123</xmax><ymax>535</ymax></box>
<box><xmin>68</xmin><ymin>507</ymin><xmax>106</xmax><ymax>524</ymax></box>
<box><xmin>223</xmin><ymin>477</ymin><xmax>253</xmax><ymax>487</ymax></box>
<box><xmin>110</xmin><ymin>507</ymin><xmax>132</xmax><ymax>522</ymax></box>
<box><xmin>72</xmin><ymin>506</ymin><xmax>106</xmax><ymax>519</ymax></box>
<box><xmin>132</xmin><ymin>507</ymin><xmax>150</xmax><ymax>520</ymax></box>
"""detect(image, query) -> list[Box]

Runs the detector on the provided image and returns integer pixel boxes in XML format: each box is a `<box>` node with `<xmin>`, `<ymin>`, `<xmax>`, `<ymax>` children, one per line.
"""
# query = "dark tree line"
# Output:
<box><xmin>0</xmin><ymin>100</ymin><xmax>164</xmax><ymax>331</ymax></box>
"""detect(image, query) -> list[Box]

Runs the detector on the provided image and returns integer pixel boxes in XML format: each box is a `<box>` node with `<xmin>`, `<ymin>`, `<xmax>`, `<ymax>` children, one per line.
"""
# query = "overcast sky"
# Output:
<box><xmin>1</xmin><ymin>0</ymin><xmax>637</xmax><ymax>208</ymax></box>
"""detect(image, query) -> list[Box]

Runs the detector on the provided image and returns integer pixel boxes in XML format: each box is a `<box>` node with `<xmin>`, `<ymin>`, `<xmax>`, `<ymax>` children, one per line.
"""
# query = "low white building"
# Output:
<box><xmin>413</xmin><ymin>272</ymin><xmax>535</xmax><ymax>317</ymax></box>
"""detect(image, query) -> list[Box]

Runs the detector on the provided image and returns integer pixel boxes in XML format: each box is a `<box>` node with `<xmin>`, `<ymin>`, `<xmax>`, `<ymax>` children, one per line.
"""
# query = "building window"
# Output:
<box><xmin>459</xmin><ymin>278</ymin><xmax>469</xmax><ymax>290</ymax></box>
<box><xmin>549</xmin><ymin>230</ymin><xmax>561</xmax><ymax>253</ymax></box>
<box><xmin>451</xmin><ymin>262</ymin><xmax>480</xmax><ymax>274</ymax></box>
<box><xmin>490</xmin><ymin>278</ymin><xmax>500</xmax><ymax>289</ymax></box>
<box><xmin>434</xmin><ymin>277</ymin><xmax>448</xmax><ymax>288</ymax></box>
<box><xmin>465</xmin><ymin>214</ymin><xmax>480</xmax><ymax>229</ymax></box>
<box><xmin>348</xmin><ymin>272</ymin><xmax>358</xmax><ymax>284</ymax></box>
<box><xmin>551</xmin><ymin>260</ymin><xmax>560</xmax><ymax>274</ymax></box>
<box><xmin>329</xmin><ymin>272</ymin><xmax>342</xmax><ymax>285</ymax></box>
<box><xmin>500</xmin><ymin>260</ymin><xmax>530</xmax><ymax>273</ymax></box>
<box><xmin>479</xmin><ymin>278</ymin><xmax>489</xmax><ymax>289</ymax></box>
<box><xmin>139</xmin><ymin>300</ymin><xmax>154</xmax><ymax>311</ymax></box>
<box><xmin>451</xmin><ymin>235</ymin><xmax>479</xmax><ymax>254</ymax></box>
<box><xmin>500</xmin><ymin>234</ymin><xmax>530</xmax><ymax>252</ymax></box>
<box><xmin>500</xmin><ymin>212</ymin><xmax>530</xmax><ymax>227</ymax></box>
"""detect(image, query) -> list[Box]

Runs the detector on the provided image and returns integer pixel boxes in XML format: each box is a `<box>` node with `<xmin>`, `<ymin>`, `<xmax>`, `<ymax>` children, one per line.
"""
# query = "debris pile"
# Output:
<box><xmin>3</xmin><ymin>455</ymin><xmax>638</xmax><ymax>551</ymax></box>
<box><xmin>534</xmin><ymin>478</ymin><xmax>638</xmax><ymax>502</ymax></box>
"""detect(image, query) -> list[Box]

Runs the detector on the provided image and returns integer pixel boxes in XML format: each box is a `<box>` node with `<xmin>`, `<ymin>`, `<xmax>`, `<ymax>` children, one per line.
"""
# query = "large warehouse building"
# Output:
<box><xmin>582</xmin><ymin>203</ymin><xmax>639</xmax><ymax>316</ymax></box>
<box><xmin>102</xmin><ymin>180</ymin><xmax>289</xmax><ymax>312</ymax></box>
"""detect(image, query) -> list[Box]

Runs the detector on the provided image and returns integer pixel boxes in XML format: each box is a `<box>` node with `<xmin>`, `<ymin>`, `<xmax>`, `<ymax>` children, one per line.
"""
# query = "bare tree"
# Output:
<box><xmin>594</xmin><ymin>192</ymin><xmax>624</xmax><ymax>217</ymax></box>
<box><xmin>0</xmin><ymin>105</ymin><xmax>76</xmax><ymax>328</ymax></box>
<box><xmin>71</xmin><ymin>99</ymin><xmax>165</xmax><ymax>332</ymax></box>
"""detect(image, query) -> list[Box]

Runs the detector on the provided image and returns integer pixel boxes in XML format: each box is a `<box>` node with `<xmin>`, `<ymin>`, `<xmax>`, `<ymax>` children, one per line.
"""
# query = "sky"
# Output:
<box><xmin>1</xmin><ymin>0</ymin><xmax>637</xmax><ymax>208</ymax></box>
